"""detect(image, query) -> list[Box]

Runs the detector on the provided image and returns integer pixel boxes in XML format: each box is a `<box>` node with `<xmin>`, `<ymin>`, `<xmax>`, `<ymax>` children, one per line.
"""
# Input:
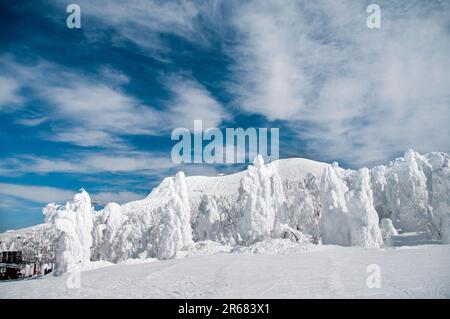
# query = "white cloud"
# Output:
<box><xmin>0</xmin><ymin>58</ymin><xmax>164</xmax><ymax>148</ymax></box>
<box><xmin>48</xmin><ymin>129</ymin><xmax>126</xmax><ymax>148</ymax></box>
<box><xmin>15</xmin><ymin>116</ymin><xmax>48</xmax><ymax>127</ymax></box>
<box><xmin>98</xmin><ymin>66</ymin><xmax>130</xmax><ymax>85</ymax></box>
<box><xmin>0</xmin><ymin>183</ymin><xmax>74</xmax><ymax>203</ymax></box>
<box><xmin>0</xmin><ymin>151</ymin><xmax>178</xmax><ymax>175</ymax></box>
<box><xmin>228</xmin><ymin>0</ymin><xmax>450</xmax><ymax>165</ymax></box>
<box><xmin>0</xmin><ymin>183</ymin><xmax>144</xmax><ymax>205</ymax></box>
<box><xmin>43</xmin><ymin>82</ymin><xmax>162</xmax><ymax>140</ymax></box>
<box><xmin>0</xmin><ymin>76</ymin><xmax>23</xmax><ymax>110</ymax></box>
<box><xmin>1</xmin><ymin>57</ymin><xmax>226</xmax><ymax>149</ymax></box>
<box><xmin>2</xmin><ymin>1</ymin><xmax>448</xmax><ymax>168</ymax></box>
<box><xmin>64</xmin><ymin>0</ymin><xmax>204</xmax><ymax>57</ymax></box>
<box><xmin>90</xmin><ymin>191</ymin><xmax>144</xmax><ymax>204</ymax></box>
<box><xmin>0</xmin><ymin>150</ymin><xmax>245</xmax><ymax>180</ymax></box>
<box><xmin>229</xmin><ymin>1</ymin><xmax>309</xmax><ymax>120</ymax></box>
<box><xmin>166</xmin><ymin>76</ymin><xmax>228</xmax><ymax>129</ymax></box>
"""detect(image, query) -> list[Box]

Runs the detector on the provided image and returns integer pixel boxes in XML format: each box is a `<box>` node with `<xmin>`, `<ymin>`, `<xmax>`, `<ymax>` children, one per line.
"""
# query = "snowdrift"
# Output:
<box><xmin>1</xmin><ymin>150</ymin><xmax>449</xmax><ymax>274</ymax></box>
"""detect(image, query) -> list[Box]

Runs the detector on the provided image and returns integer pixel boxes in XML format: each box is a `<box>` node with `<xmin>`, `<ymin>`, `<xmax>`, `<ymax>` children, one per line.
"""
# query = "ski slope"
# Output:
<box><xmin>1</xmin><ymin>239</ymin><xmax>449</xmax><ymax>299</ymax></box>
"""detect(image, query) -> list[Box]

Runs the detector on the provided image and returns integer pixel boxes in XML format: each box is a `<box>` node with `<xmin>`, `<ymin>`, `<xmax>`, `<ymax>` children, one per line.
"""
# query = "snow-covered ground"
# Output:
<box><xmin>1</xmin><ymin>239</ymin><xmax>449</xmax><ymax>299</ymax></box>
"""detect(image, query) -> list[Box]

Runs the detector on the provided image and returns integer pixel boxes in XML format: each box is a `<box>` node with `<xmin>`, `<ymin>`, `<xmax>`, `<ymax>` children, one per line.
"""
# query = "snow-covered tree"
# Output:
<box><xmin>44</xmin><ymin>189</ymin><xmax>94</xmax><ymax>275</ymax></box>
<box><xmin>285</xmin><ymin>173</ymin><xmax>321</xmax><ymax>243</ymax></box>
<box><xmin>346</xmin><ymin>168</ymin><xmax>383</xmax><ymax>248</ymax></box>
<box><xmin>385</xmin><ymin>150</ymin><xmax>434</xmax><ymax>233</ymax></box>
<box><xmin>320</xmin><ymin>164</ymin><xmax>383</xmax><ymax>248</ymax></box>
<box><xmin>238</xmin><ymin>155</ymin><xmax>288</xmax><ymax>245</ymax></box>
<box><xmin>319</xmin><ymin>163</ymin><xmax>350</xmax><ymax>246</ymax></box>
<box><xmin>149</xmin><ymin>172</ymin><xmax>194</xmax><ymax>260</ymax></box>
<box><xmin>95</xmin><ymin>203</ymin><xmax>128</xmax><ymax>263</ymax></box>
<box><xmin>380</xmin><ymin>218</ymin><xmax>398</xmax><ymax>247</ymax></box>
<box><xmin>371</xmin><ymin>165</ymin><xmax>390</xmax><ymax>219</ymax></box>
<box><xmin>195</xmin><ymin>194</ymin><xmax>224</xmax><ymax>243</ymax></box>
<box><xmin>426</xmin><ymin>152</ymin><xmax>450</xmax><ymax>243</ymax></box>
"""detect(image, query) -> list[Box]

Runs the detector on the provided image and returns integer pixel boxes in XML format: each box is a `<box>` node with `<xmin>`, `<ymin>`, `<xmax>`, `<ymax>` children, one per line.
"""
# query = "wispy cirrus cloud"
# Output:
<box><xmin>0</xmin><ymin>183</ymin><xmax>75</xmax><ymax>204</ymax></box>
<box><xmin>0</xmin><ymin>76</ymin><xmax>23</xmax><ymax>111</ymax></box>
<box><xmin>42</xmin><ymin>81</ymin><xmax>162</xmax><ymax>147</ymax></box>
<box><xmin>0</xmin><ymin>58</ymin><xmax>162</xmax><ymax>148</ymax></box>
<box><xmin>228</xmin><ymin>0</ymin><xmax>310</xmax><ymax>120</ymax></box>
<box><xmin>2</xmin><ymin>0</ymin><xmax>449</xmax><ymax>169</ymax></box>
<box><xmin>0</xmin><ymin>150</ymin><xmax>238</xmax><ymax>179</ymax></box>
<box><xmin>0</xmin><ymin>151</ymin><xmax>177</xmax><ymax>176</ymax></box>
<box><xmin>0</xmin><ymin>56</ymin><xmax>227</xmax><ymax>149</ymax></box>
<box><xmin>228</xmin><ymin>0</ymin><xmax>450</xmax><ymax>166</ymax></box>
<box><xmin>15</xmin><ymin>116</ymin><xmax>48</xmax><ymax>127</ymax></box>
<box><xmin>0</xmin><ymin>183</ymin><xmax>145</xmax><ymax>206</ymax></box>
<box><xmin>166</xmin><ymin>76</ymin><xmax>229</xmax><ymax>130</ymax></box>
<box><xmin>49</xmin><ymin>0</ymin><xmax>206</xmax><ymax>58</ymax></box>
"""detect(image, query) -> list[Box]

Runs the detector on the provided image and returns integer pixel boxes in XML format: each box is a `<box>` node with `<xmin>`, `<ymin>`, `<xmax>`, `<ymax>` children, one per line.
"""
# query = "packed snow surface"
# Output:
<box><xmin>1</xmin><ymin>239</ymin><xmax>449</xmax><ymax>298</ymax></box>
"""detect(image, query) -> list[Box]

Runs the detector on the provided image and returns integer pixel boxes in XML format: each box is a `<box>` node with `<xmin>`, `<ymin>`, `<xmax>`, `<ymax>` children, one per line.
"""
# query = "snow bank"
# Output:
<box><xmin>185</xmin><ymin>240</ymin><xmax>233</xmax><ymax>257</ymax></box>
<box><xmin>232</xmin><ymin>238</ymin><xmax>312</xmax><ymax>255</ymax></box>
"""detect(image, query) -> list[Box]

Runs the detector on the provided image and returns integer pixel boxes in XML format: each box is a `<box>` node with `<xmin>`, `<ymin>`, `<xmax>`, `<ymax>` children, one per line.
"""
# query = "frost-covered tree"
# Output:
<box><xmin>195</xmin><ymin>194</ymin><xmax>224</xmax><ymax>243</ymax></box>
<box><xmin>44</xmin><ymin>189</ymin><xmax>94</xmax><ymax>275</ymax></box>
<box><xmin>371</xmin><ymin>165</ymin><xmax>390</xmax><ymax>219</ymax></box>
<box><xmin>370</xmin><ymin>150</ymin><xmax>450</xmax><ymax>240</ymax></box>
<box><xmin>149</xmin><ymin>172</ymin><xmax>194</xmax><ymax>260</ymax></box>
<box><xmin>95</xmin><ymin>203</ymin><xmax>128</xmax><ymax>263</ymax></box>
<box><xmin>320</xmin><ymin>164</ymin><xmax>383</xmax><ymax>248</ymax></box>
<box><xmin>285</xmin><ymin>173</ymin><xmax>321</xmax><ymax>243</ymax></box>
<box><xmin>319</xmin><ymin>163</ymin><xmax>350</xmax><ymax>246</ymax></box>
<box><xmin>426</xmin><ymin>152</ymin><xmax>450</xmax><ymax>243</ymax></box>
<box><xmin>385</xmin><ymin>150</ymin><xmax>434</xmax><ymax>233</ymax></box>
<box><xmin>238</xmin><ymin>155</ymin><xmax>288</xmax><ymax>245</ymax></box>
<box><xmin>380</xmin><ymin>218</ymin><xmax>398</xmax><ymax>247</ymax></box>
<box><xmin>346</xmin><ymin>168</ymin><xmax>383</xmax><ymax>249</ymax></box>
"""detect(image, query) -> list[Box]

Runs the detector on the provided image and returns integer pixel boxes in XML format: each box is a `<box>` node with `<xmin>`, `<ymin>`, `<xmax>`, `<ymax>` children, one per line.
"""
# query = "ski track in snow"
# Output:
<box><xmin>1</xmin><ymin>244</ymin><xmax>449</xmax><ymax>299</ymax></box>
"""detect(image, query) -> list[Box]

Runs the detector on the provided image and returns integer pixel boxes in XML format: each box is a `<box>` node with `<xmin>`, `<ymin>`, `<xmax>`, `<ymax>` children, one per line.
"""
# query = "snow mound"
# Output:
<box><xmin>184</xmin><ymin>240</ymin><xmax>233</xmax><ymax>257</ymax></box>
<box><xmin>232</xmin><ymin>238</ymin><xmax>313</xmax><ymax>255</ymax></box>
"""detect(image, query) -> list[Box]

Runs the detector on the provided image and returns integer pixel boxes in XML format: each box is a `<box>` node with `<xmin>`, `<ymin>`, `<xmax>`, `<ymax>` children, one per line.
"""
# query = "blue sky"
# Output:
<box><xmin>0</xmin><ymin>0</ymin><xmax>449</xmax><ymax>231</ymax></box>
